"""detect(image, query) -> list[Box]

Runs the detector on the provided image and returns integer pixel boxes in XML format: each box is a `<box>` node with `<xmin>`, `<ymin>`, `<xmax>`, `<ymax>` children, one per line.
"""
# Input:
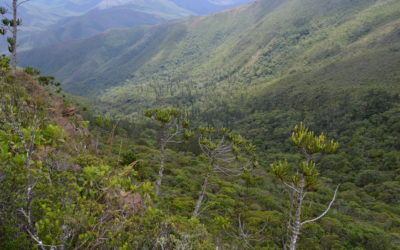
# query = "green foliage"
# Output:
<box><xmin>1</xmin><ymin>70</ymin><xmax>399</xmax><ymax>249</ymax></box>
<box><xmin>198</xmin><ymin>126</ymin><xmax>256</xmax><ymax>169</ymax></box>
<box><xmin>2</xmin><ymin>0</ymin><xmax>400</xmax><ymax>248</ymax></box>
<box><xmin>271</xmin><ymin>124</ymin><xmax>339</xmax><ymax>189</ymax></box>
<box><xmin>0</xmin><ymin>55</ymin><xmax>10</xmax><ymax>75</ymax></box>
<box><xmin>24</xmin><ymin>66</ymin><xmax>40</xmax><ymax>76</ymax></box>
<box><xmin>270</xmin><ymin>125</ymin><xmax>341</xmax><ymax>248</ymax></box>
<box><xmin>144</xmin><ymin>107</ymin><xmax>180</xmax><ymax>125</ymax></box>
<box><xmin>292</xmin><ymin>123</ymin><xmax>339</xmax><ymax>155</ymax></box>
<box><xmin>19</xmin><ymin>0</ymin><xmax>400</xmax><ymax>119</ymax></box>
<box><xmin>120</xmin><ymin>149</ymin><xmax>138</xmax><ymax>166</ymax></box>
<box><xmin>37</xmin><ymin>75</ymin><xmax>61</xmax><ymax>86</ymax></box>
<box><xmin>73</xmin><ymin>154</ymin><xmax>103</xmax><ymax>168</ymax></box>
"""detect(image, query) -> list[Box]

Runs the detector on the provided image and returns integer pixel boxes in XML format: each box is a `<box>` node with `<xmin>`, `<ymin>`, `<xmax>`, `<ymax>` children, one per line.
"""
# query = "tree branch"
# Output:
<box><xmin>18</xmin><ymin>0</ymin><xmax>31</xmax><ymax>7</ymax></box>
<box><xmin>283</xmin><ymin>182</ymin><xmax>301</xmax><ymax>194</ymax></box>
<box><xmin>301</xmin><ymin>185</ymin><xmax>339</xmax><ymax>226</ymax></box>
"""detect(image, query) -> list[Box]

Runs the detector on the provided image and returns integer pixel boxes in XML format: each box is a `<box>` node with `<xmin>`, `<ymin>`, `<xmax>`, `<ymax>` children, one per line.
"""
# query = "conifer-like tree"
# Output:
<box><xmin>144</xmin><ymin>108</ymin><xmax>191</xmax><ymax>197</ymax></box>
<box><xmin>193</xmin><ymin>127</ymin><xmax>256</xmax><ymax>217</ymax></box>
<box><xmin>1</xmin><ymin>0</ymin><xmax>29</xmax><ymax>73</ymax></box>
<box><xmin>270</xmin><ymin>124</ymin><xmax>340</xmax><ymax>250</ymax></box>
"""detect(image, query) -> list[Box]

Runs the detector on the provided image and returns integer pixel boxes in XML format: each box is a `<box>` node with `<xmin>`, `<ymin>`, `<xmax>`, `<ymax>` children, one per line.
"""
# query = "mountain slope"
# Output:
<box><xmin>20</xmin><ymin>0</ymin><xmax>101</xmax><ymax>32</ymax></box>
<box><xmin>20</xmin><ymin>0</ymin><xmax>190</xmax><ymax>31</ymax></box>
<box><xmin>20</xmin><ymin>0</ymin><xmax>400</xmax><ymax>103</ymax></box>
<box><xmin>16</xmin><ymin>0</ymin><xmax>191</xmax><ymax>51</ymax></box>
<box><xmin>19</xmin><ymin>7</ymin><xmax>172</xmax><ymax>50</ymax></box>
<box><xmin>17</xmin><ymin>0</ymin><xmax>256</xmax><ymax>50</ymax></box>
<box><xmin>16</xmin><ymin>0</ymin><xmax>400</xmax><ymax>248</ymax></box>
<box><xmin>19</xmin><ymin>0</ymin><xmax>285</xmax><ymax>95</ymax></box>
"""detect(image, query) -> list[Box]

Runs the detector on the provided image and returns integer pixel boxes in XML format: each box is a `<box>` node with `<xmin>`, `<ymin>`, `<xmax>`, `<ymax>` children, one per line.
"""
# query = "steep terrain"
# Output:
<box><xmin>16</xmin><ymin>0</ymin><xmax>255</xmax><ymax>51</ymax></box>
<box><xmin>19</xmin><ymin>7</ymin><xmax>175</xmax><ymax>50</ymax></box>
<box><xmin>20</xmin><ymin>0</ymin><xmax>400</xmax><ymax>106</ymax></box>
<box><xmin>4</xmin><ymin>0</ymin><xmax>400</xmax><ymax>249</ymax></box>
<box><xmin>20</xmin><ymin>0</ymin><xmax>102</xmax><ymax>31</ymax></box>
<box><xmin>20</xmin><ymin>0</ymin><xmax>190</xmax><ymax>31</ymax></box>
<box><xmin>20</xmin><ymin>0</ymin><xmax>285</xmax><ymax>96</ymax></box>
<box><xmin>16</xmin><ymin>0</ymin><xmax>191</xmax><ymax>50</ymax></box>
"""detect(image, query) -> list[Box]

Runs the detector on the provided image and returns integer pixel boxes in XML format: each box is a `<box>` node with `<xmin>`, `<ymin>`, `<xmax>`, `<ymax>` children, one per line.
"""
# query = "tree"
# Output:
<box><xmin>193</xmin><ymin>127</ymin><xmax>256</xmax><ymax>218</ymax></box>
<box><xmin>1</xmin><ymin>0</ymin><xmax>29</xmax><ymax>73</ymax></box>
<box><xmin>144</xmin><ymin>108</ymin><xmax>191</xmax><ymax>197</ymax></box>
<box><xmin>270</xmin><ymin>123</ymin><xmax>340</xmax><ymax>250</ymax></box>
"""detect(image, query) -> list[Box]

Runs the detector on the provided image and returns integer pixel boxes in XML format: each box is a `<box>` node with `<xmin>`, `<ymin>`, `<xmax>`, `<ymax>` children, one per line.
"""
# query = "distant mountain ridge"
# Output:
<box><xmin>15</xmin><ymin>0</ymin><xmax>191</xmax><ymax>51</ymax></box>
<box><xmin>19</xmin><ymin>0</ymin><xmax>253</xmax><ymax>32</ymax></box>
<box><xmin>20</xmin><ymin>0</ymin><xmax>102</xmax><ymax>31</ymax></box>
<box><xmin>19</xmin><ymin>7</ymin><xmax>169</xmax><ymax>50</ymax></box>
<box><xmin>171</xmin><ymin>0</ymin><xmax>254</xmax><ymax>14</ymax></box>
<box><xmin>15</xmin><ymin>0</ymin><xmax>253</xmax><ymax>51</ymax></box>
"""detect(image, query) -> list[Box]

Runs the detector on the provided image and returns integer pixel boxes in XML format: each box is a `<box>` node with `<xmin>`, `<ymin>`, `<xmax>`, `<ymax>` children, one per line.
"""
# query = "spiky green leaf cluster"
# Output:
<box><xmin>292</xmin><ymin>123</ymin><xmax>339</xmax><ymax>155</ymax></box>
<box><xmin>144</xmin><ymin>108</ymin><xmax>180</xmax><ymax>125</ymax></box>
<box><xmin>270</xmin><ymin>160</ymin><xmax>289</xmax><ymax>181</ymax></box>
<box><xmin>271</xmin><ymin>124</ymin><xmax>339</xmax><ymax>190</ymax></box>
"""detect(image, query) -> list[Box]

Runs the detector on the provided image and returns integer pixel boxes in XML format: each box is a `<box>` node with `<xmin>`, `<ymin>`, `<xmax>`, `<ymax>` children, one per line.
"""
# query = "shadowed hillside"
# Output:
<box><xmin>16</xmin><ymin>0</ymin><xmax>192</xmax><ymax>51</ymax></box>
<box><xmin>20</xmin><ymin>0</ymin><xmax>400</xmax><ymax>111</ymax></box>
<box><xmin>19</xmin><ymin>7</ymin><xmax>171</xmax><ymax>50</ymax></box>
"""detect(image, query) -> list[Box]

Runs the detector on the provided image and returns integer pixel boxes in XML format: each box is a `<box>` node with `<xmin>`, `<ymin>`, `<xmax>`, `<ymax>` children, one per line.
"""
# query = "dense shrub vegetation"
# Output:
<box><xmin>2</xmin><ymin>0</ymin><xmax>400</xmax><ymax>249</ymax></box>
<box><xmin>1</xmin><ymin>64</ymin><xmax>398</xmax><ymax>249</ymax></box>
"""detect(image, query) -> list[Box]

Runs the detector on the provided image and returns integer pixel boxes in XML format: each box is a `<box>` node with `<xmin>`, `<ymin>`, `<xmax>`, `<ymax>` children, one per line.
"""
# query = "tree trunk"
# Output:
<box><xmin>155</xmin><ymin>144</ymin><xmax>165</xmax><ymax>197</ymax></box>
<box><xmin>193</xmin><ymin>176</ymin><xmax>208</xmax><ymax>218</ymax></box>
<box><xmin>12</xmin><ymin>0</ymin><xmax>17</xmax><ymax>73</ymax></box>
<box><xmin>289</xmin><ymin>178</ymin><xmax>305</xmax><ymax>250</ymax></box>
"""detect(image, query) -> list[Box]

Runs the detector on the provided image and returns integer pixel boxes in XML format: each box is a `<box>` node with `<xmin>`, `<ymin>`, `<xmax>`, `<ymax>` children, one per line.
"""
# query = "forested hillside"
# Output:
<box><xmin>14</xmin><ymin>0</ymin><xmax>192</xmax><ymax>51</ymax></box>
<box><xmin>2</xmin><ymin>0</ymin><xmax>400</xmax><ymax>249</ymax></box>
<box><xmin>2</xmin><ymin>61</ymin><xmax>399</xmax><ymax>249</ymax></box>
<box><xmin>19</xmin><ymin>0</ymin><xmax>400</xmax><ymax>112</ymax></box>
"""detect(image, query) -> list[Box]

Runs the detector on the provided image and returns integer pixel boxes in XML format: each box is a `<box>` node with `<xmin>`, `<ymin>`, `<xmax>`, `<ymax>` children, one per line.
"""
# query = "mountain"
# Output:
<box><xmin>15</xmin><ymin>0</ymin><xmax>256</xmax><ymax>51</ymax></box>
<box><xmin>19</xmin><ymin>0</ymin><xmax>282</xmax><ymax>95</ymax></box>
<box><xmin>171</xmin><ymin>0</ymin><xmax>254</xmax><ymax>14</ymax></box>
<box><xmin>19</xmin><ymin>0</ymin><xmax>190</xmax><ymax>31</ymax></box>
<box><xmin>93</xmin><ymin>0</ymin><xmax>191</xmax><ymax>16</ymax></box>
<box><xmin>15</xmin><ymin>0</ymin><xmax>192</xmax><ymax>50</ymax></box>
<box><xmin>20</xmin><ymin>0</ymin><xmax>400</xmax><ymax>102</ymax></box>
<box><xmin>19</xmin><ymin>0</ymin><xmax>101</xmax><ymax>32</ymax></box>
<box><xmin>5</xmin><ymin>0</ymin><xmax>400</xmax><ymax>248</ymax></box>
<box><xmin>18</xmin><ymin>6</ymin><xmax>186</xmax><ymax>50</ymax></box>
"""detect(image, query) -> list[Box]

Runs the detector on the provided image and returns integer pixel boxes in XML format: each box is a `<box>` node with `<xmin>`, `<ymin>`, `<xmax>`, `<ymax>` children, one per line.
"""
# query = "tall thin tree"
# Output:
<box><xmin>144</xmin><ymin>108</ymin><xmax>190</xmax><ymax>197</ymax></box>
<box><xmin>193</xmin><ymin>127</ymin><xmax>256</xmax><ymax>217</ymax></box>
<box><xmin>270</xmin><ymin>123</ymin><xmax>340</xmax><ymax>250</ymax></box>
<box><xmin>2</xmin><ymin>0</ymin><xmax>29</xmax><ymax>73</ymax></box>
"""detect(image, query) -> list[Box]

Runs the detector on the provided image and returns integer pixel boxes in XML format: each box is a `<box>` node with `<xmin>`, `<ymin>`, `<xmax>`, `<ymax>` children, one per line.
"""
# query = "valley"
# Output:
<box><xmin>1</xmin><ymin>0</ymin><xmax>399</xmax><ymax>249</ymax></box>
